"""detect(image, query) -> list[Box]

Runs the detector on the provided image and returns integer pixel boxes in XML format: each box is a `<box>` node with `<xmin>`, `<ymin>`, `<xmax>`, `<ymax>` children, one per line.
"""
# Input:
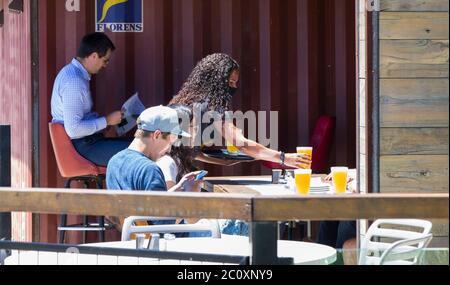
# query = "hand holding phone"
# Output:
<box><xmin>195</xmin><ymin>170</ymin><xmax>208</xmax><ymax>181</ymax></box>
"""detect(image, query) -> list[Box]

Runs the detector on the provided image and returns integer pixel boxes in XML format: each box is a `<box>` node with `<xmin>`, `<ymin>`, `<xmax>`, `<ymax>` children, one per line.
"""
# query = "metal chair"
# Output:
<box><xmin>359</xmin><ymin>219</ymin><xmax>433</xmax><ymax>265</ymax></box>
<box><xmin>121</xmin><ymin>217</ymin><xmax>221</xmax><ymax>241</ymax></box>
<box><xmin>49</xmin><ymin>123</ymin><xmax>111</xmax><ymax>244</ymax></box>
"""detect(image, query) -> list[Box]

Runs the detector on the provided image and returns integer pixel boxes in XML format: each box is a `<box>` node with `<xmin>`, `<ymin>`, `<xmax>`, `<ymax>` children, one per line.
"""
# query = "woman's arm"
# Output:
<box><xmin>220</xmin><ymin>121</ymin><xmax>311</xmax><ymax>169</ymax></box>
<box><xmin>167</xmin><ymin>171</ymin><xmax>202</xmax><ymax>192</ymax></box>
<box><xmin>195</xmin><ymin>152</ymin><xmax>246</xmax><ymax>166</ymax></box>
<box><xmin>166</xmin><ymin>181</ymin><xmax>177</xmax><ymax>192</ymax></box>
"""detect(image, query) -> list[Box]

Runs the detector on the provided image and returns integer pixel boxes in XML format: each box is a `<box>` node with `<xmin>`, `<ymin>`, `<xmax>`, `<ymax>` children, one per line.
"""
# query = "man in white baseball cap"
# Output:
<box><xmin>106</xmin><ymin>105</ymin><xmax>200</xmax><ymax>230</ymax></box>
<box><xmin>137</xmin><ymin>105</ymin><xmax>191</xmax><ymax>139</ymax></box>
<box><xmin>107</xmin><ymin>105</ymin><xmax>197</xmax><ymax>193</ymax></box>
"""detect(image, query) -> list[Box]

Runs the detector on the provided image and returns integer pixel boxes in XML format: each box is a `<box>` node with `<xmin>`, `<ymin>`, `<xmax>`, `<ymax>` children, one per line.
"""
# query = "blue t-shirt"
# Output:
<box><xmin>106</xmin><ymin>149</ymin><xmax>167</xmax><ymax>191</ymax></box>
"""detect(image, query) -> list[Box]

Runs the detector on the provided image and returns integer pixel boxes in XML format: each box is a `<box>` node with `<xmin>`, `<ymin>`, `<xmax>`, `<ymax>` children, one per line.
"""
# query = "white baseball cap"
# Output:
<box><xmin>137</xmin><ymin>105</ymin><xmax>191</xmax><ymax>138</ymax></box>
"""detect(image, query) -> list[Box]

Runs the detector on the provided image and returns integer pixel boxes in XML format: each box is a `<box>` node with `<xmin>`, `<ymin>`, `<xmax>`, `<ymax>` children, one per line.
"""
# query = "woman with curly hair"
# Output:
<box><xmin>170</xmin><ymin>53</ymin><xmax>311</xmax><ymax>168</ymax></box>
<box><xmin>162</xmin><ymin>54</ymin><xmax>310</xmax><ymax>236</ymax></box>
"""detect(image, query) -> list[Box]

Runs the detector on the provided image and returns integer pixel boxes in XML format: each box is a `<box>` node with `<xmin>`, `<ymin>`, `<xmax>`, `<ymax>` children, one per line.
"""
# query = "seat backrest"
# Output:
<box><xmin>48</xmin><ymin>123</ymin><xmax>101</xmax><ymax>178</ymax></box>
<box><xmin>309</xmin><ymin>116</ymin><xmax>335</xmax><ymax>173</ymax></box>
<box><xmin>359</xmin><ymin>219</ymin><xmax>433</xmax><ymax>265</ymax></box>
<box><xmin>121</xmin><ymin>216</ymin><xmax>222</xmax><ymax>241</ymax></box>
<box><xmin>379</xmin><ymin>234</ymin><xmax>433</xmax><ymax>265</ymax></box>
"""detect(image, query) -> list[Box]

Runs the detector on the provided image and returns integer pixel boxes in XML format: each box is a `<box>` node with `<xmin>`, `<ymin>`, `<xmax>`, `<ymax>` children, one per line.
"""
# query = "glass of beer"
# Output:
<box><xmin>227</xmin><ymin>144</ymin><xmax>240</xmax><ymax>155</ymax></box>
<box><xmin>331</xmin><ymin>167</ymin><xmax>348</xmax><ymax>194</ymax></box>
<box><xmin>295</xmin><ymin>169</ymin><xmax>312</xmax><ymax>195</ymax></box>
<box><xmin>297</xmin><ymin>147</ymin><xmax>313</xmax><ymax>169</ymax></box>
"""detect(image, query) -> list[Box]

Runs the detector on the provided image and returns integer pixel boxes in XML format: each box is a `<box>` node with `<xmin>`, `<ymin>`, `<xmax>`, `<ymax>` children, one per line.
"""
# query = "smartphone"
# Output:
<box><xmin>195</xmin><ymin>170</ymin><xmax>209</xmax><ymax>181</ymax></box>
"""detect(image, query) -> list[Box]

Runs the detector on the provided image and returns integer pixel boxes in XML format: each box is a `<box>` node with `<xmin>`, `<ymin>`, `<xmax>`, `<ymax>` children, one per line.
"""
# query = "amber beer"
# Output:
<box><xmin>297</xmin><ymin>147</ymin><xmax>313</xmax><ymax>169</ymax></box>
<box><xmin>227</xmin><ymin>144</ymin><xmax>240</xmax><ymax>155</ymax></box>
<box><xmin>295</xmin><ymin>169</ymin><xmax>312</xmax><ymax>195</ymax></box>
<box><xmin>331</xmin><ymin>167</ymin><xmax>348</xmax><ymax>194</ymax></box>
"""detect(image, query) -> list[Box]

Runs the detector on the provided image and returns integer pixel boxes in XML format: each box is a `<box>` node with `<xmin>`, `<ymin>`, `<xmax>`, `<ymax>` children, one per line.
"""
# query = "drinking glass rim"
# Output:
<box><xmin>331</xmin><ymin>167</ymin><xmax>349</xmax><ymax>172</ymax></box>
<box><xmin>295</xmin><ymin>169</ymin><xmax>312</xmax><ymax>174</ymax></box>
<box><xmin>297</xmin><ymin>147</ymin><xmax>313</xmax><ymax>151</ymax></box>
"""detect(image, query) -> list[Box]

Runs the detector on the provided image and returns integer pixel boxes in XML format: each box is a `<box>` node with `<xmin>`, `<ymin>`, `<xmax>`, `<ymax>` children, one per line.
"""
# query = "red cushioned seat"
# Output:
<box><xmin>49</xmin><ymin>123</ymin><xmax>109</xmax><ymax>244</ymax></box>
<box><xmin>262</xmin><ymin>116</ymin><xmax>336</xmax><ymax>173</ymax></box>
<box><xmin>49</xmin><ymin>123</ymin><xmax>106</xmax><ymax>177</ymax></box>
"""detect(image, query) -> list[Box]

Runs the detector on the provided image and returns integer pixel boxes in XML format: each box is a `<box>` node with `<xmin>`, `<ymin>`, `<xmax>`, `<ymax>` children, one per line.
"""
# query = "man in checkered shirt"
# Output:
<box><xmin>51</xmin><ymin>32</ymin><xmax>132</xmax><ymax>166</ymax></box>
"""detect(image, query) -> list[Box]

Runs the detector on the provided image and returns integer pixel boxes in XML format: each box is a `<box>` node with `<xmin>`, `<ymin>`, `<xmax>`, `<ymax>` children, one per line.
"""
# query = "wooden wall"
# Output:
<box><xmin>378</xmin><ymin>0</ymin><xmax>449</xmax><ymax>245</ymax></box>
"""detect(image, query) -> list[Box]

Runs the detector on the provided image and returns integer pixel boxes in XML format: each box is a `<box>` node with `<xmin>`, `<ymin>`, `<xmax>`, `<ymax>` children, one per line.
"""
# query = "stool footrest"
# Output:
<box><xmin>58</xmin><ymin>227</ymin><xmax>107</xmax><ymax>232</ymax></box>
<box><xmin>58</xmin><ymin>223</ymin><xmax>113</xmax><ymax>232</ymax></box>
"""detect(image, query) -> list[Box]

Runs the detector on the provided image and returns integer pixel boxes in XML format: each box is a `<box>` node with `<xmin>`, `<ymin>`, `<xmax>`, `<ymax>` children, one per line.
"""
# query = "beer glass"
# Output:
<box><xmin>295</xmin><ymin>169</ymin><xmax>312</xmax><ymax>195</ymax></box>
<box><xmin>331</xmin><ymin>167</ymin><xmax>348</xmax><ymax>194</ymax></box>
<box><xmin>297</xmin><ymin>147</ymin><xmax>313</xmax><ymax>169</ymax></box>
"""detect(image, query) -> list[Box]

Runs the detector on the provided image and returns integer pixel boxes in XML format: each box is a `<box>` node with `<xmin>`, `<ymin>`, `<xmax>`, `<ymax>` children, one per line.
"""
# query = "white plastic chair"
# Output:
<box><xmin>359</xmin><ymin>219</ymin><xmax>433</xmax><ymax>265</ymax></box>
<box><xmin>121</xmin><ymin>217</ymin><xmax>221</xmax><ymax>241</ymax></box>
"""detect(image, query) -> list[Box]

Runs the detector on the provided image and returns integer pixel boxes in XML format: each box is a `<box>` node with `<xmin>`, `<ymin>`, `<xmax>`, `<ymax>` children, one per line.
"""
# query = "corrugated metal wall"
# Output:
<box><xmin>36</xmin><ymin>0</ymin><xmax>356</xmax><ymax>243</ymax></box>
<box><xmin>0</xmin><ymin>0</ymin><xmax>33</xmax><ymax>242</ymax></box>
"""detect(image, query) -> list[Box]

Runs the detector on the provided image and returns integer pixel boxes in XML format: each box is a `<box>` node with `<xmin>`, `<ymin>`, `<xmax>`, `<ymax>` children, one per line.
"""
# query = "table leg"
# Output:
<box><xmin>249</xmin><ymin>222</ymin><xmax>293</xmax><ymax>265</ymax></box>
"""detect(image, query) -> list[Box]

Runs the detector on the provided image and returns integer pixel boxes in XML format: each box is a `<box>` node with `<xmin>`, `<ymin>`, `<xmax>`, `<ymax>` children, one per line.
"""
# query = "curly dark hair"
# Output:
<box><xmin>169</xmin><ymin>53</ymin><xmax>240</xmax><ymax>115</ymax></box>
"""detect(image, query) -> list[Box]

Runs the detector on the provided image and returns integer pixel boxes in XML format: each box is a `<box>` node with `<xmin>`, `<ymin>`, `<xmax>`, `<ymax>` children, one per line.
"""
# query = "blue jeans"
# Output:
<box><xmin>317</xmin><ymin>221</ymin><xmax>356</xmax><ymax>249</ymax></box>
<box><xmin>72</xmin><ymin>133</ymin><xmax>132</xmax><ymax>167</ymax></box>
<box><xmin>219</xmin><ymin>220</ymin><xmax>249</xmax><ymax>236</ymax></box>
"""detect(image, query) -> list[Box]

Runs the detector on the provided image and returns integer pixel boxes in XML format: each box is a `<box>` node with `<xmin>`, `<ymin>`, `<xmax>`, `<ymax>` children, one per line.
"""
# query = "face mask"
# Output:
<box><xmin>228</xmin><ymin>86</ymin><xmax>238</xmax><ymax>96</ymax></box>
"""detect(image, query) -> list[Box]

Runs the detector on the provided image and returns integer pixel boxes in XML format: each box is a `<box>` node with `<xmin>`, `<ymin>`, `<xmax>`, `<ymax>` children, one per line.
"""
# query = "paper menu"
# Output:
<box><xmin>115</xmin><ymin>93</ymin><xmax>146</xmax><ymax>137</ymax></box>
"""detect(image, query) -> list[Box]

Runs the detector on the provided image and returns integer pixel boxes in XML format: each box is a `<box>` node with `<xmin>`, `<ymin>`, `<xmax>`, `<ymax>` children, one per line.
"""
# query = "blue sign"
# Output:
<box><xmin>96</xmin><ymin>0</ymin><xmax>143</xmax><ymax>33</ymax></box>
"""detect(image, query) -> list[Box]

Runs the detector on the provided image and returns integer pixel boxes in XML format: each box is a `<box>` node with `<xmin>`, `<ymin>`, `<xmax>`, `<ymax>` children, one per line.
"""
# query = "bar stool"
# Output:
<box><xmin>49</xmin><ymin>123</ymin><xmax>110</xmax><ymax>244</ymax></box>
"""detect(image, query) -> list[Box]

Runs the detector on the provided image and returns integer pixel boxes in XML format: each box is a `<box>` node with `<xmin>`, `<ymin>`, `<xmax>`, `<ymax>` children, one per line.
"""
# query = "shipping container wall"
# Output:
<box><xmin>38</xmin><ymin>0</ymin><xmax>357</xmax><ymax>242</ymax></box>
<box><xmin>0</xmin><ymin>0</ymin><xmax>33</xmax><ymax>242</ymax></box>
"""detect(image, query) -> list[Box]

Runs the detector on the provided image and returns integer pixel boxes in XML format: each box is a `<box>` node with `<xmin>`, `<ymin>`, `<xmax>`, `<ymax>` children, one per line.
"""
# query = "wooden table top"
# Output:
<box><xmin>204</xmin><ymin>175</ymin><xmax>327</xmax><ymax>194</ymax></box>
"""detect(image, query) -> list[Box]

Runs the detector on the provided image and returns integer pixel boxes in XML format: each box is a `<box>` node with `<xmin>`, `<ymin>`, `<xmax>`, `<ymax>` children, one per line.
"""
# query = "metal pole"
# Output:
<box><xmin>0</xmin><ymin>125</ymin><xmax>12</xmax><ymax>241</ymax></box>
<box><xmin>31</xmin><ymin>0</ymin><xmax>41</xmax><ymax>243</ymax></box>
<box><xmin>249</xmin><ymin>222</ymin><xmax>293</xmax><ymax>265</ymax></box>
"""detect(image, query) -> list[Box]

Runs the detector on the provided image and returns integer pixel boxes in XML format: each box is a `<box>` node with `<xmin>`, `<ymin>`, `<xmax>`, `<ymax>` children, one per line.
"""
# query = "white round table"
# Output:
<box><xmin>85</xmin><ymin>235</ymin><xmax>336</xmax><ymax>265</ymax></box>
<box><xmin>3</xmin><ymin>235</ymin><xmax>336</xmax><ymax>265</ymax></box>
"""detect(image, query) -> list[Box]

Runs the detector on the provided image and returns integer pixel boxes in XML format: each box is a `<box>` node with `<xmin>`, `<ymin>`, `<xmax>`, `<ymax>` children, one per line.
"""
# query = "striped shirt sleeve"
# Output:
<box><xmin>61</xmin><ymin>79</ymin><xmax>107</xmax><ymax>139</ymax></box>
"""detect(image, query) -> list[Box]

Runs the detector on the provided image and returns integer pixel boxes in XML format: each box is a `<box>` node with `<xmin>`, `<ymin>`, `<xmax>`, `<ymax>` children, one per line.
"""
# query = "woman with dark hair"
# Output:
<box><xmin>164</xmin><ymin>54</ymin><xmax>310</xmax><ymax>236</ymax></box>
<box><xmin>156</xmin><ymin>105</ymin><xmax>202</xmax><ymax>192</ymax></box>
<box><xmin>170</xmin><ymin>53</ymin><xmax>311</xmax><ymax>168</ymax></box>
<box><xmin>155</xmin><ymin>104</ymin><xmax>231</xmax><ymax>236</ymax></box>
<box><xmin>156</xmin><ymin>104</ymin><xmax>248</xmax><ymax>236</ymax></box>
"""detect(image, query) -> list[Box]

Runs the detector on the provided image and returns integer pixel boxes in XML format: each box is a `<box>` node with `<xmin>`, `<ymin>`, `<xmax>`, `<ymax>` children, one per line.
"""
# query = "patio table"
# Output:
<box><xmin>83</xmin><ymin>234</ymin><xmax>337</xmax><ymax>265</ymax></box>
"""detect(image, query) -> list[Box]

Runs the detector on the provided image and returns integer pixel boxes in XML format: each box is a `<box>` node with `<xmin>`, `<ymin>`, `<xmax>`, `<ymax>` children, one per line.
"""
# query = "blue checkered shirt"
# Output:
<box><xmin>51</xmin><ymin>58</ymin><xmax>107</xmax><ymax>139</ymax></box>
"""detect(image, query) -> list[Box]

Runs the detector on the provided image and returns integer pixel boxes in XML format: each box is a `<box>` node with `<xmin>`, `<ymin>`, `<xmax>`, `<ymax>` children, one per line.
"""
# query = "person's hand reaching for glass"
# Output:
<box><xmin>284</xmin><ymin>153</ymin><xmax>312</xmax><ymax>169</ymax></box>
<box><xmin>324</xmin><ymin>174</ymin><xmax>354</xmax><ymax>183</ymax></box>
<box><xmin>324</xmin><ymin>170</ymin><xmax>357</xmax><ymax>193</ymax></box>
